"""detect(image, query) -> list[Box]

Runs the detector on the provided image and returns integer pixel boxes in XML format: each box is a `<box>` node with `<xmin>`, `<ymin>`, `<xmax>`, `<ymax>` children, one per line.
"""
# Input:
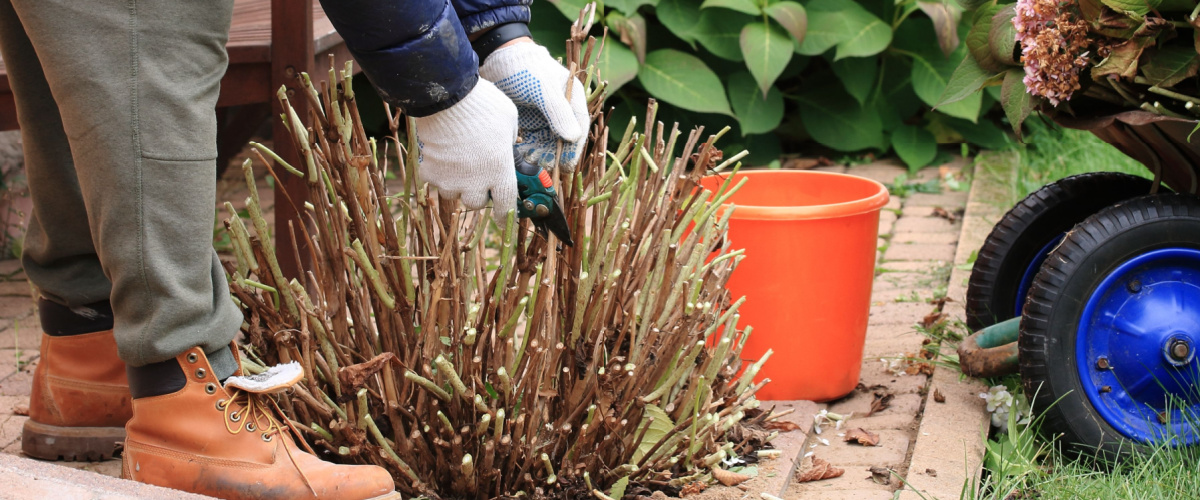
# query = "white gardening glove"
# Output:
<box><xmin>414</xmin><ymin>79</ymin><xmax>520</xmax><ymax>222</ymax></box>
<box><xmin>479</xmin><ymin>41</ymin><xmax>589</xmax><ymax>171</ymax></box>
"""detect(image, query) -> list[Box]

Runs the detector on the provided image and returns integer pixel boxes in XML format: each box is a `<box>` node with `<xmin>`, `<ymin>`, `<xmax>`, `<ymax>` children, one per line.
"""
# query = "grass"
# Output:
<box><xmin>1034</xmin><ymin>447</ymin><xmax>1200</xmax><ymax>498</ymax></box>
<box><xmin>886</xmin><ymin>171</ymin><xmax>968</xmax><ymax>199</ymax></box>
<box><xmin>975</xmin><ymin>116</ymin><xmax>1147</xmax><ymax>208</ymax></box>
<box><xmin>967</xmin><ymin>389</ymin><xmax>1200</xmax><ymax>500</ymax></box>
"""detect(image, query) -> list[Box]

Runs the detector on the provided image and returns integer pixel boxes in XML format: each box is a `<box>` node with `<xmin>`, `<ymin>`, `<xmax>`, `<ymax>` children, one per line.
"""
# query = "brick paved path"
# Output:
<box><xmin>781</xmin><ymin>161</ymin><xmax>979</xmax><ymax>499</ymax></box>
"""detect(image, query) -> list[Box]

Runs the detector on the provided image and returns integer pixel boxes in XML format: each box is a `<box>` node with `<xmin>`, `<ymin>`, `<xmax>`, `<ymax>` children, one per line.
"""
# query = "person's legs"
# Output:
<box><xmin>0</xmin><ymin>0</ymin><xmax>108</xmax><ymax>306</ymax></box>
<box><xmin>4</xmin><ymin>3</ymin><xmax>400</xmax><ymax>497</ymax></box>
<box><xmin>7</xmin><ymin>0</ymin><xmax>241</xmax><ymax>377</ymax></box>
<box><xmin>0</xmin><ymin>0</ymin><xmax>132</xmax><ymax>461</ymax></box>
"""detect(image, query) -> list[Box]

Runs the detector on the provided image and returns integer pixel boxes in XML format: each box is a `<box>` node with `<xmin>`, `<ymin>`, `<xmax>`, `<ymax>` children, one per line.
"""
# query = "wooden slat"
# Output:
<box><xmin>226</xmin><ymin>0</ymin><xmax>272</xmax><ymax>63</ymax></box>
<box><xmin>216</xmin><ymin>63</ymin><xmax>272</xmax><ymax>107</ymax></box>
<box><xmin>0</xmin><ymin>0</ymin><xmax>349</xmax><ymax>130</ymax></box>
<box><xmin>313</xmin><ymin>15</ymin><xmax>339</xmax><ymax>54</ymax></box>
<box><xmin>227</xmin><ymin>0</ymin><xmax>341</xmax><ymax>64</ymax></box>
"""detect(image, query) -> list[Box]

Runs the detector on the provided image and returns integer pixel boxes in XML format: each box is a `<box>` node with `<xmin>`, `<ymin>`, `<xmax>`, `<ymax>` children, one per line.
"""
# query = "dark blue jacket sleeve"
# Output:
<box><xmin>318</xmin><ymin>0</ymin><xmax>479</xmax><ymax>117</ymax></box>
<box><xmin>450</xmin><ymin>0</ymin><xmax>531</xmax><ymax>35</ymax></box>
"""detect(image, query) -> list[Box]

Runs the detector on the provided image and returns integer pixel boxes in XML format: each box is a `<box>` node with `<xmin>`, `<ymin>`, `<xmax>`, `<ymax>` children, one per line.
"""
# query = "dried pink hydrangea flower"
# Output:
<box><xmin>1013</xmin><ymin>0</ymin><xmax>1090</xmax><ymax>106</ymax></box>
<box><xmin>1013</xmin><ymin>0</ymin><xmax>1057</xmax><ymax>43</ymax></box>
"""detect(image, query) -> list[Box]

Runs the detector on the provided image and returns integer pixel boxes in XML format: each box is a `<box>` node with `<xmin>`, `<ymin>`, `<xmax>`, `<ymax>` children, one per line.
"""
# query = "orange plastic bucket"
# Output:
<box><xmin>701</xmin><ymin>170</ymin><xmax>889</xmax><ymax>401</ymax></box>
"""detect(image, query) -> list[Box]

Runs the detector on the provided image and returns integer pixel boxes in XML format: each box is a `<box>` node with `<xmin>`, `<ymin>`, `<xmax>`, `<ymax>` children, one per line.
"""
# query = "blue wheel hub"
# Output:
<box><xmin>1077</xmin><ymin>248</ymin><xmax>1200</xmax><ymax>445</ymax></box>
<box><xmin>1015</xmin><ymin>234</ymin><xmax>1065</xmax><ymax>316</ymax></box>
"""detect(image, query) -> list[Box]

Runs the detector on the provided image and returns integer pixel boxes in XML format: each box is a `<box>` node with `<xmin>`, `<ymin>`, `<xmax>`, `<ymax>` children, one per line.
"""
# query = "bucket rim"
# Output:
<box><xmin>701</xmin><ymin>170</ymin><xmax>891</xmax><ymax>220</ymax></box>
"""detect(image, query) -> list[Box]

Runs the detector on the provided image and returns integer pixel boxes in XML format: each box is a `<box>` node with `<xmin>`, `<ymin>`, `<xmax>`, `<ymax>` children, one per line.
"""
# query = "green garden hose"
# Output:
<box><xmin>958</xmin><ymin>316</ymin><xmax>1021</xmax><ymax>378</ymax></box>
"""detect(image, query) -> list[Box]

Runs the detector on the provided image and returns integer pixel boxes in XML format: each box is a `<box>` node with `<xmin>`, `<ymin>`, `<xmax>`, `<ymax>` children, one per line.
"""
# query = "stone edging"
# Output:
<box><xmin>0</xmin><ymin>453</ymin><xmax>215</xmax><ymax>499</ymax></box>
<box><xmin>896</xmin><ymin>157</ymin><xmax>1016</xmax><ymax>499</ymax></box>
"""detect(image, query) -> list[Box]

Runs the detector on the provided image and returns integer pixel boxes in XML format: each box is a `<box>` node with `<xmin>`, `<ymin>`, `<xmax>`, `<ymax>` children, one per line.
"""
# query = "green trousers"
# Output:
<box><xmin>0</xmin><ymin>0</ymin><xmax>241</xmax><ymax>374</ymax></box>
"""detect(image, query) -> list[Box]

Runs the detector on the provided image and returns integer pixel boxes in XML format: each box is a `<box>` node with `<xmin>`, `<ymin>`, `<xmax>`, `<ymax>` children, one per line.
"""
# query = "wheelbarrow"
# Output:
<box><xmin>959</xmin><ymin>109</ymin><xmax>1200</xmax><ymax>458</ymax></box>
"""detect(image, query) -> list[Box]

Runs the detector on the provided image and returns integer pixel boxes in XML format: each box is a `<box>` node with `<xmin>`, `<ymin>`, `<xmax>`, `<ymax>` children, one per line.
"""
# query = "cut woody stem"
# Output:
<box><xmin>222</xmin><ymin>4</ymin><xmax>772</xmax><ymax>498</ymax></box>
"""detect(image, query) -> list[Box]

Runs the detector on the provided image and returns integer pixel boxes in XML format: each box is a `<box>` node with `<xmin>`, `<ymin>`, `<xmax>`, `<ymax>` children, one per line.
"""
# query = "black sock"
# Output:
<box><xmin>127</xmin><ymin>346</ymin><xmax>238</xmax><ymax>399</ymax></box>
<box><xmin>127</xmin><ymin>358</ymin><xmax>186</xmax><ymax>399</ymax></box>
<box><xmin>38</xmin><ymin>297</ymin><xmax>114</xmax><ymax>336</ymax></box>
<box><xmin>207</xmin><ymin>346</ymin><xmax>238</xmax><ymax>383</ymax></box>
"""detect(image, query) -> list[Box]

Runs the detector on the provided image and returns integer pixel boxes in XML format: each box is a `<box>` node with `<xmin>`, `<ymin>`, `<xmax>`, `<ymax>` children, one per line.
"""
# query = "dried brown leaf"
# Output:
<box><xmin>917</xmin><ymin>1</ymin><xmax>961</xmax><ymax>57</ymax></box>
<box><xmin>1091</xmin><ymin>18</ymin><xmax>1170</xmax><ymax>80</ymax></box>
<box><xmin>868</xmin><ymin>393</ymin><xmax>893</xmax><ymax>416</ymax></box>
<box><xmin>679</xmin><ymin>481</ymin><xmax>707</xmax><ymax>496</ymax></box>
<box><xmin>692</xmin><ymin>149</ymin><xmax>723</xmax><ymax>164</ymax></box>
<box><xmin>937</xmin><ymin>165</ymin><xmax>956</xmax><ymax>179</ymax></box>
<box><xmin>337</xmin><ymin>352</ymin><xmax>396</xmax><ymax>392</ymax></box>
<box><xmin>904</xmin><ymin>361</ymin><xmax>934</xmax><ymax>376</ymax></box>
<box><xmin>920</xmin><ymin>311</ymin><xmax>947</xmax><ymax>329</ymax></box>
<box><xmin>844</xmin><ymin>428</ymin><xmax>880</xmax><ymax>446</ymax></box>
<box><xmin>764</xmin><ymin>420</ymin><xmax>802</xmax><ymax>432</ymax></box>
<box><xmin>931</xmin><ymin>206</ymin><xmax>959</xmax><ymax>223</ymax></box>
<box><xmin>869</xmin><ymin>466</ymin><xmax>892</xmax><ymax>485</ymax></box>
<box><xmin>781</xmin><ymin>157</ymin><xmax>834</xmax><ymax>170</ymax></box>
<box><xmin>796</xmin><ymin>457</ymin><xmax>844</xmax><ymax>483</ymax></box>
<box><xmin>611</xmin><ymin>13</ymin><xmax>647</xmax><ymax>63</ymax></box>
<box><xmin>933</xmin><ymin>388</ymin><xmax>946</xmax><ymax>403</ymax></box>
<box><xmin>713</xmin><ymin>467</ymin><xmax>751</xmax><ymax>486</ymax></box>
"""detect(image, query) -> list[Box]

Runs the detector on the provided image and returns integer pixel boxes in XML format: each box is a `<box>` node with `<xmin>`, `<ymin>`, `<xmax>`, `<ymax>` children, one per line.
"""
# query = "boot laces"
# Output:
<box><xmin>222</xmin><ymin>386</ymin><xmax>319</xmax><ymax>495</ymax></box>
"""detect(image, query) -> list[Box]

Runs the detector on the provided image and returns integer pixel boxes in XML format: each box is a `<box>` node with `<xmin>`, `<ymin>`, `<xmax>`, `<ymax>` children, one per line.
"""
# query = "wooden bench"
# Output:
<box><xmin>0</xmin><ymin>0</ymin><xmax>352</xmax><ymax>277</ymax></box>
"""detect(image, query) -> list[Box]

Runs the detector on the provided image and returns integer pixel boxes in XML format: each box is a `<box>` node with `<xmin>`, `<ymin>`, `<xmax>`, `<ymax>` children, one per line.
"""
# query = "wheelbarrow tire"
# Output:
<box><xmin>966</xmin><ymin>172</ymin><xmax>1154</xmax><ymax>330</ymax></box>
<box><xmin>1020</xmin><ymin>193</ymin><xmax>1200</xmax><ymax>460</ymax></box>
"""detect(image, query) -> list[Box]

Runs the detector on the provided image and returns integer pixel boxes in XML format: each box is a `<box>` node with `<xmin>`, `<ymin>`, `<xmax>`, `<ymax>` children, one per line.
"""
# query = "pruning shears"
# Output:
<box><xmin>514</xmin><ymin>149</ymin><xmax>574</xmax><ymax>247</ymax></box>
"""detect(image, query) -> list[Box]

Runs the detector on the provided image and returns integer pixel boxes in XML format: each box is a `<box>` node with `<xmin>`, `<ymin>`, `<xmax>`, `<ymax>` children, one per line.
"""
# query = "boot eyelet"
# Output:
<box><xmin>230</xmin><ymin>412</ymin><xmax>241</xmax><ymax>422</ymax></box>
<box><xmin>195</xmin><ymin>368</ymin><xmax>207</xmax><ymax>379</ymax></box>
<box><xmin>262</xmin><ymin>433</ymin><xmax>273</xmax><ymax>442</ymax></box>
<box><xmin>246</xmin><ymin>422</ymin><xmax>256</xmax><ymax>432</ymax></box>
<box><xmin>187</xmin><ymin>353</ymin><xmax>198</xmax><ymax>363</ymax></box>
<box><xmin>205</xmin><ymin>383</ymin><xmax>216</xmax><ymax>394</ymax></box>
<box><xmin>216</xmin><ymin>399</ymin><xmax>227</xmax><ymax>410</ymax></box>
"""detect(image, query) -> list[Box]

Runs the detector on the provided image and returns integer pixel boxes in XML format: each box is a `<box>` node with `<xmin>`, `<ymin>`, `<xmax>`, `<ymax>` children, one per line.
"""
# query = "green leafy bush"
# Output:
<box><xmin>531</xmin><ymin>0</ymin><xmax>1013</xmax><ymax>169</ymax></box>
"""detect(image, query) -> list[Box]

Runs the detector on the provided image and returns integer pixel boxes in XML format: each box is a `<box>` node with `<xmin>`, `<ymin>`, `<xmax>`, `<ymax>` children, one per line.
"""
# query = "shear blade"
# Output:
<box><xmin>543</xmin><ymin>205</ymin><xmax>574</xmax><ymax>247</ymax></box>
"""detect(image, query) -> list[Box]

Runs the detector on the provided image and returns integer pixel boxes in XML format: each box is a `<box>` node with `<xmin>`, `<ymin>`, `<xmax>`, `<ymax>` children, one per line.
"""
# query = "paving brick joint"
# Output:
<box><xmin>0</xmin><ymin>160</ymin><xmax>990</xmax><ymax>499</ymax></box>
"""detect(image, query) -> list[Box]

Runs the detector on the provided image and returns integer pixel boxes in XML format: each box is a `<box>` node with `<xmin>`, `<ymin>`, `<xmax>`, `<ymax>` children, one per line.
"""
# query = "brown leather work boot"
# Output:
<box><xmin>122</xmin><ymin>346</ymin><xmax>400</xmax><ymax>500</ymax></box>
<box><xmin>22</xmin><ymin>327</ymin><xmax>132</xmax><ymax>461</ymax></box>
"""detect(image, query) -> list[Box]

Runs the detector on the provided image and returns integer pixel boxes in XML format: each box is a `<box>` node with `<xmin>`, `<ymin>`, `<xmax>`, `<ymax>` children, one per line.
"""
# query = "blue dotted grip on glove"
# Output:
<box><xmin>496</xmin><ymin>70</ymin><xmax>578</xmax><ymax>168</ymax></box>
